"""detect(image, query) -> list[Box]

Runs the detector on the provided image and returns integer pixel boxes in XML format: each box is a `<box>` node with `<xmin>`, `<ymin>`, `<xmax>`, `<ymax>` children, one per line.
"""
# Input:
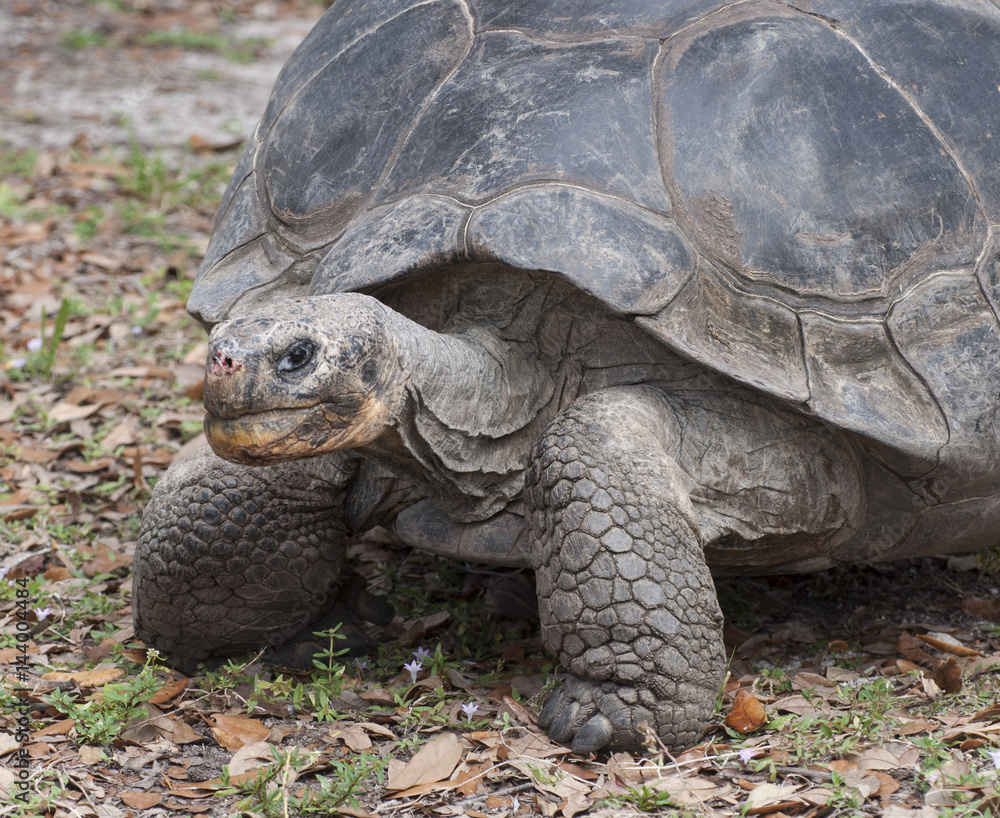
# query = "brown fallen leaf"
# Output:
<box><xmin>917</xmin><ymin>633</ymin><xmax>984</xmax><ymax>658</ymax></box>
<box><xmin>743</xmin><ymin>781</ymin><xmax>804</xmax><ymax>814</ymax></box>
<box><xmin>960</xmin><ymin>596</ymin><xmax>1000</xmax><ymax>620</ymax></box>
<box><xmin>120</xmin><ymin>791</ymin><xmax>163</xmax><ymax>810</ymax></box>
<box><xmin>926</xmin><ymin>656</ymin><xmax>963</xmax><ymax>694</ymax></box>
<box><xmin>228</xmin><ymin>741</ymin><xmax>276</xmax><ymax>776</ymax></box>
<box><xmin>47</xmin><ymin>402</ymin><xmax>103</xmax><ymax>423</ymax></box>
<box><xmin>149</xmin><ymin>676</ymin><xmax>188</xmax><ymax>705</ymax></box>
<box><xmin>33</xmin><ymin>719</ymin><xmax>75</xmax><ymax>738</ymax></box>
<box><xmin>894</xmin><ymin>718</ymin><xmax>938</xmax><ymax>736</ymax></box>
<box><xmin>331</xmin><ymin>723</ymin><xmax>372</xmax><ymax>752</ymax></box>
<box><xmin>42</xmin><ymin>668</ymin><xmax>123</xmax><ymax>686</ymax></box>
<box><xmin>210</xmin><ymin>714</ymin><xmax>271</xmax><ymax>752</ymax></box>
<box><xmin>386</xmin><ymin>732</ymin><xmax>463</xmax><ymax>792</ymax></box>
<box><xmin>727</xmin><ymin>689</ymin><xmax>767</xmax><ymax>734</ymax></box>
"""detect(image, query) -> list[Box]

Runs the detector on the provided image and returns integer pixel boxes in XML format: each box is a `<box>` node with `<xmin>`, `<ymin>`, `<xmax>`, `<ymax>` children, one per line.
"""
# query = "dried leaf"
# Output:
<box><xmin>210</xmin><ymin>714</ymin><xmax>271</xmax><ymax>751</ymax></box>
<box><xmin>727</xmin><ymin>689</ymin><xmax>767</xmax><ymax>734</ymax></box>
<box><xmin>48</xmin><ymin>402</ymin><xmax>102</xmax><ymax>422</ymax></box>
<box><xmin>917</xmin><ymin>633</ymin><xmax>984</xmax><ymax>658</ymax></box>
<box><xmin>120</xmin><ymin>791</ymin><xmax>163</xmax><ymax>809</ymax></box>
<box><xmin>744</xmin><ymin>782</ymin><xmax>803</xmax><ymax>812</ymax></box>
<box><xmin>926</xmin><ymin>656</ymin><xmax>963</xmax><ymax>694</ymax></box>
<box><xmin>959</xmin><ymin>596</ymin><xmax>1000</xmax><ymax>620</ymax></box>
<box><xmin>386</xmin><ymin>732</ymin><xmax>463</xmax><ymax>792</ymax></box>
<box><xmin>331</xmin><ymin>724</ymin><xmax>372</xmax><ymax>751</ymax></box>
<box><xmin>42</xmin><ymin>667</ymin><xmax>123</xmax><ymax>686</ymax></box>
<box><xmin>148</xmin><ymin>676</ymin><xmax>188</xmax><ymax>705</ymax></box>
<box><xmin>228</xmin><ymin>741</ymin><xmax>276</xmax><ymax>776</ymax></box>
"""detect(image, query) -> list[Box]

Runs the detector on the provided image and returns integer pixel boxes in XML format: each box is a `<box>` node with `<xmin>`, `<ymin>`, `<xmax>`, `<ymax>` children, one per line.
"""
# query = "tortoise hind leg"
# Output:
<box><xmin>527</xmin><ymin>386</ymin><xmax>724</xmax><ymax>753</ymax></box>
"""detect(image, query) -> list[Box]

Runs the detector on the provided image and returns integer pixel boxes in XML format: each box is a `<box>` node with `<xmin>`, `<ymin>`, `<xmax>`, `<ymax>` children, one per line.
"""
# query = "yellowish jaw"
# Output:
<box><xmin>204</xmin><ymin>400</ymin><xmax>396</xmax><ymax>465</ymax></box>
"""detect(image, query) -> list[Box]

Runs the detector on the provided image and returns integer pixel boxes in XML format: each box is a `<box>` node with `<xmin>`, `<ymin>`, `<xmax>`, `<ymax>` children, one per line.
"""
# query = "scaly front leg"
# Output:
<box><xmin>133</xmin><ymin>446</ymin><xmax>382</xmax><ymax>665</ymax></box>
<box><xmin>527</xmin><ymin>387</ymin><xmax>725</xmax><ymax>753</ymax></box>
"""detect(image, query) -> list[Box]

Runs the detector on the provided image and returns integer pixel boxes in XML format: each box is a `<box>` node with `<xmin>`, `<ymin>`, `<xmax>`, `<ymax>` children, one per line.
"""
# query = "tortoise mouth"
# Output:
<box><xmin>204</xmin><ymin>404</ymin><xmax>353</xmax><ymax>465</ymax></box>
<box><xmin>204</xmin><ymin>396</ymin><xmax>394</xmax><ymax>465</ymax></box>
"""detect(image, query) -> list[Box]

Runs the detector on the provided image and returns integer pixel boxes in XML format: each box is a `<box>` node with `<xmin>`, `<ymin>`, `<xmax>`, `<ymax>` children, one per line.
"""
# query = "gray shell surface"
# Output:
<box><xmin>189</xmin><ymin>0</ymin><xmax>1000</xmax><ymax>493</ymax></box>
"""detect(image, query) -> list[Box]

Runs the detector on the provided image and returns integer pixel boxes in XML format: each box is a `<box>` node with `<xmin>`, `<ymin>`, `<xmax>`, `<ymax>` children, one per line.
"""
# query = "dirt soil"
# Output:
<box><xmin>1</xmin><ymin>0</ymin><xmax>319</xmax><ymax>155</ymax></box>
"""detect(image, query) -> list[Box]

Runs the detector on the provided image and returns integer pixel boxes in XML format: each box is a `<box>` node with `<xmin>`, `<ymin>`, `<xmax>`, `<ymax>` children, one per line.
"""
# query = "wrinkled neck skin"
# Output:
<box><xmin>361</xmin><ymin>306</ymin><xmax>558</xmax><ymax>523</ymax></box>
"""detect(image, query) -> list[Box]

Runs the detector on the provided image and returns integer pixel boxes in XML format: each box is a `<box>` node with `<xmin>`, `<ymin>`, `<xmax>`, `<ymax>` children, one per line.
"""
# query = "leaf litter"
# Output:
<box><xmin>1</xmin><ymin>1</ymin><xmax>1000</xmax><ymax>816</ymax></box>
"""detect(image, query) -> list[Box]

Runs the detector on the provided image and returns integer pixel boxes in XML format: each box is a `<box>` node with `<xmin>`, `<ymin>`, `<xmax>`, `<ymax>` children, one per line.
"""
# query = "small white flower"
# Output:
<box><xmin>413</xmin><ymin>646</ymin><xmax>432</xmax><ymax>661</ymax></box>
<box><xmin>131</xmin><ymin>325</ymin><xmax>143</xmax><ymax>336</ymax></box>
<box><xmin>27</xmin><ymin>338</ymin><xmax>43</xmax><ymax>353</ymax></box>
<box><xmin>461</xmin><ymin>702</ymin><xmax>479</xmax><ymax>722</ymax></box>
<box><xmin>34</xmin><ymin>607</ymin><xmax>52</xmax><ymax>619</ymax></box>
<box><xmin>738</xmin><ymin>747</ymin><xmax>756</xmax><ymax>765</ymax></box>
<box><xmin>403</xmin><ymin>659</ymin><xmax>423</xmax><ymax>683</ymax></box>
<box><xmin>989</xmin><ymin>748</ymin><xmax>1000</xmax><ymax>770</ymax></box>
<box><xmin>9</xmin><ymin>358</ymin><xmax>27</xmax><ymax>369</ymax></box>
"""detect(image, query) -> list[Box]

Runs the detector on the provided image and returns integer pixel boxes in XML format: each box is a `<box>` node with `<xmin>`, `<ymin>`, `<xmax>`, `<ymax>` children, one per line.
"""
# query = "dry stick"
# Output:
<box><xmin>452</xmin><ymin>780</ymin><xmax>535</xmax><ymax>807</ymax></box>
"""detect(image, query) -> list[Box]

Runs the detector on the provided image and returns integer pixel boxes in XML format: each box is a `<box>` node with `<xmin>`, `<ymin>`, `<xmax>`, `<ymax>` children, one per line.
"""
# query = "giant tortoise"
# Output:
<box><xmin>134</xmin><ymin>0</ymin><xmax>1000</xmax><ymax>752</ymax></box>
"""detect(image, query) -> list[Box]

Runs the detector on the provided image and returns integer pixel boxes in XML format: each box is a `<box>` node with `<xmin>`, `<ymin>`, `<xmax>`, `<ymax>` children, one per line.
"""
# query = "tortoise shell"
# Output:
<box><xmin>188</xmin><ymin>0</ymin><xmax>1000</xmax><ymax>497</ymax></box>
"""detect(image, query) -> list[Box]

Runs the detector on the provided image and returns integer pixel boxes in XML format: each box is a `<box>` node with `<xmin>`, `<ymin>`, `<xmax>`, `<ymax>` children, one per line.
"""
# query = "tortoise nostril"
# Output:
<box><xmin>210</xmin><ymin>349</ymin><xmax>243</xmax><ymax>375</ymax></box>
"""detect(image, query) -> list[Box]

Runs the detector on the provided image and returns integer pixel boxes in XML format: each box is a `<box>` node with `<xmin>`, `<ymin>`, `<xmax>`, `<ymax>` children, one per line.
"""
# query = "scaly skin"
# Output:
<box><xmin>133</xmin><ymin>446</ymin><xmax>358</xmax><ymax>662</ymax></box>
<box><xmin>527</xmin><ymin>387</ymin><xmax>725</xmax><ymax>753</ymax></box>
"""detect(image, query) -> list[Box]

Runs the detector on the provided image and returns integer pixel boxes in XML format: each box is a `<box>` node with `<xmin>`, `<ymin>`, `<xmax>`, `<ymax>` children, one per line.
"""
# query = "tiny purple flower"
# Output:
<box><xmin>738</xmin><ymin>747</ymin><xmax>756</xmax><ymax>765</ymax></box>
<box><xmin>27</xmin><ymin>338</ymin><xmax>43</xmax><ymax>353</ymax></box>
<box><xmin>412</xmin><ymin>646</ymin><xmax>432</xmax><ymax>661</ymax></box>
<box><xmin>9</xmin><ymin>358</ymin><xmax>26</xmax><ymax>370</ymax></box>
<box><xmin>0</xmin><ymin>567</ymin><xmax>9</xmax><ymax>580</ymax></box>
<box><xmin>403</xmin><ymin>659</ymin><xmax>423</xmax><ymax>683</ymax></box>
<box><xmin>131</xmin><ymin>325</ymin><xmax>143</xmax><ymax>336</ymax></box>
<box><xmin>989</xmin><ymin>748</ymin><xmax>1000</xmax><ymax>770</ymax></box>
<box><xmin>353</xmin><ymin>657</ymin><xmax>368</xmax><ymax>672</ymax></box>
<box><xmin>34</xmin><ymin>607</ymin><xmax>52</xmax><ymax>620</ymax></box>
<box><xmin>461</xmin><ymin>702</ymin><xmax>479</xmax><ymax>722</ymax></box>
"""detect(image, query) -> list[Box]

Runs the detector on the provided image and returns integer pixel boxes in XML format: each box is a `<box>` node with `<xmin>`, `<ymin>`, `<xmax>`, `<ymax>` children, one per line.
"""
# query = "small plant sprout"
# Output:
<box><xmin>461</xmin><ymin>701</ymin><xmax>479</xmax><ymax>722</ymax></box>
<box><xmin>404</xmin><ymin>659</ymin><xmax>423</xmax><ymax>683</ymax></box>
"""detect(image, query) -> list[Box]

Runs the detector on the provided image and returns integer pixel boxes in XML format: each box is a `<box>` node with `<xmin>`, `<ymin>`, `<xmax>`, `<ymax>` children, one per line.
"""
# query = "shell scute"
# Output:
<box><xmin>888</xmin><ymin>274</ymin><xmax>1000</xmax><ymax>494</ymax></box>
<box><xmin>466</xmin><ymin>186</ymin><xmax>694</xmax><ymax>315</ymax></box>
<box><xmin>262</xmin><ymin>1</ymin><xmax>472</xmax><ymax>245</ymax></box>
<box><xmin>657</xmin><ymin>6</ymin><xmax>986</xmax><ymax>302</ymax></box>
<box><xmin>802</xmin><ymin>0</ymin><xmax>1000</xmax><ymax>219</ymax></box>
<box><xmin>638</xmin><ymin>264</ymin><xmax>809</xmax><ymax>404</ymax></box>
<box><xmin>377</xmin><ymin>32</ymin><xmax>670</xmax><ymax>212</ymax></box>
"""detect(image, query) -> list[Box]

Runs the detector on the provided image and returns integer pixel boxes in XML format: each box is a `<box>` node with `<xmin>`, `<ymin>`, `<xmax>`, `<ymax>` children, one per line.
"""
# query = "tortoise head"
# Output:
<box><xmin>203</xmin><ymin>294</ymin><xmax>407</xmax><ymax>464</ymax></box>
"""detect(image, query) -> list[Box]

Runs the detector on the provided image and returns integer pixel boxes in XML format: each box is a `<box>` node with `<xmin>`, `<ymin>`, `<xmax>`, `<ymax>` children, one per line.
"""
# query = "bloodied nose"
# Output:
<box><xmin>208</xmin><ymin>346</ymin><xmax>244</xmax><ymax>377</ymax></box>
<box><xmin>207</xmin><ymin>343</ymin><xmax>247</xmax><ymax>378</ymax></box>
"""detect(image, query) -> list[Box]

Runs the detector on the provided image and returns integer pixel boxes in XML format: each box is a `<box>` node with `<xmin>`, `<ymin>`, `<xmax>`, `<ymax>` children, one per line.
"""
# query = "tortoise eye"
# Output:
<box><xmin>278</xmin><ymin>340</ymin><xmax>315</xmax><ymax>373</ymax></box>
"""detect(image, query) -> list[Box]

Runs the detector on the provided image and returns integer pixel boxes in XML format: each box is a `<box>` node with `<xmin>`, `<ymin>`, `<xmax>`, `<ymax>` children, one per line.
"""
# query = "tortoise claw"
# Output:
<box><xmin>572</xmin><ymin>713</ymin><xmax>614</xmax><ymax>755</ymax></box>
<box><xmin>548</xmin><ymin>700</ymin><xmax>581</xmax><ymax>744</ymax></box>
<box><xmin>537</xmin><ymin>685</ymin><xmax>567</xmax><ymax>728</ymax></box>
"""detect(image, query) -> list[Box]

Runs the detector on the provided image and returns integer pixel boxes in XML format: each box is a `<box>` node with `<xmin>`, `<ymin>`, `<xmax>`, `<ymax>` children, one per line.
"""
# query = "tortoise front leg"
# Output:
<box><xmin>133</xmin><ymin>446</ymin><xmax>376</xmax><ymax>666</ymax></box>
<box><xmin>527</xmin><ymin>387</ymin><xmax>725</xmax><ymax>753</ymax></box>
